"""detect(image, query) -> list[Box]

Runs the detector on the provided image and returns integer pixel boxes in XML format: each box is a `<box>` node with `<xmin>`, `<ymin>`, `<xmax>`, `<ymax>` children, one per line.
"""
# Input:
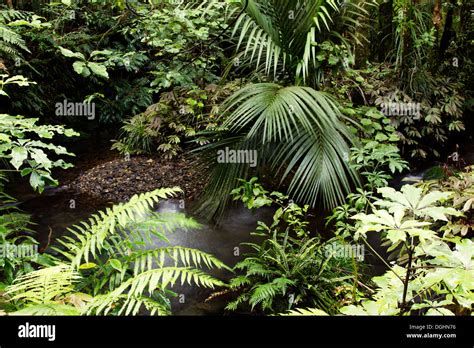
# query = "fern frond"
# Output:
<box><xmin>0</xmin><ymin>26</ymin><xmax>26</xmax><ymax>49</ymax></box>
<box><xmin>229</xmin><ymin>275</ymin><xmax>251</xmax><ymax>288</ymax></box>
<box><xmin>124</xmin><ymin>211</ymin><xmax>201</xmax><ymax>244</ymax></box>
<box><xmin>129</xmin><ymin>246</ymin><xmax>231</xmax><ymax>275</ymax></box>
<box><xmin>86</xmin><ymin>267</ymin><xmax>225</xmax><ymax>315</ymax></box>
<box><xmin>53</xmin><ymin>188</ymin><xmax>182</xmax><ymax>268</ymax></box>
<box><xmin>10</xmin><ymin>303</ymin><xmax>81</xmax><ymax>316</ymax></box>
<box><xmin>86</xmin><ymin>293</ymin><xmax>172</xmax><ymax>316</ymax></box>
<box><xmin>249</xmin><ymin>277</ymin><xmax>294</xmax><ymax>309</ymax></box>
<box><xmin>232</xmin><ymin>0</ymin><xmax>370</xmax><ymax>83</ymax></box>
<box><xmin>0</xmin><ymin>9</ymin><xmax>30</xmax><ymax>23</ymax></box>
<box><xmin>6</xmin><ymin>265</ymin><xmax>81</xmax><ymax>304</ymax></box>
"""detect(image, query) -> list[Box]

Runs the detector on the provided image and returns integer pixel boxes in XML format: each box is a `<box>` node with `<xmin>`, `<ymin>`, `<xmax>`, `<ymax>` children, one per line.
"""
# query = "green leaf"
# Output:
<box><xmin>386</xmin><ymin>229</ymin><xmax>406</xmax><ymax>244</ymax></box>
<box><xmin>375</xmin><ymin>133</ymin><xmax>388</xmax><ymax>142</ymax></box>
<box><xmin>29</xmin><ymin>171</ymin><xmax>44</xmax><ymax>192</ymax></box>
<box><xmin>10</xmin><ymin>146</ymin><xmax>28</xmax><ymax>169</ymax></box>
<box><xmin>109</xmin><ymin>259</ymin><xmax>122</xmax><ymax>272</ymax></box>
<box><xmin>87</xmin><ymin>62</ymin><xmax>109</xmax><ymax>79</ymax></box>
<box><xmin>58</xmin><ymin>46</ymin><xmax>85</xmax><ymax>60</ymax></box>
<box><xmin>79</xmin><ymin>262</ymin><xmax>97</xmax><ymax>270</ymax></box>
<box><xmin>72</xmin><ymin>61</ymin><xmax>87</xmax><ymax>75</ymax></box>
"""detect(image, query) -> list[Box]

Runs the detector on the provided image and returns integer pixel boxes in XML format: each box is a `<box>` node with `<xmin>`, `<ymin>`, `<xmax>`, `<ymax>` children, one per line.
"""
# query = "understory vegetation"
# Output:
<box><xmin>0</xmin><ymin>0</ymin><xmax>472</xmax><ymax>316</ymax></box>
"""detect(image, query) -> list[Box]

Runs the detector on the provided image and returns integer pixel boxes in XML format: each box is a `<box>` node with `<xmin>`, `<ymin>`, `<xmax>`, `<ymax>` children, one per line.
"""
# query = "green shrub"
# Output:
<box><xmin>226</xmin><ymin>178</ymin><xmax>363</xmax><ymax>314</ymax></box>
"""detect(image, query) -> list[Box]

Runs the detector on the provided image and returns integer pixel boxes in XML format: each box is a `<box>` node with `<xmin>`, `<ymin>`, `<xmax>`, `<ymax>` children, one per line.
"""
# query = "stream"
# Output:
<box><xmin>7</xmin><ymin>138</ymin><xmax>473</xmax><ymax>315</ymax></box>
<box><xmin>10</xmin><ymin>181</ymin><xmax>275</xmax><ymax>315</ymax></box>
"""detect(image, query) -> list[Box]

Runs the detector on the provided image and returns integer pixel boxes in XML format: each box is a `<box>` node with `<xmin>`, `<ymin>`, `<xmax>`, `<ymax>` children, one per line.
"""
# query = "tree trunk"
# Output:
<box><xmin>378</xmin><ymin>0</ymin><xmax>393</xmax><ymax>62</ymax></box>
<box><xmin>433</xmin><ymin>0</ymin><xmax>442</xmax><ymax>40</ymax></box>
<box><xmin>439</xmin><ymin>0</ymin><xmax>456</xmax><ymax>58</ymax></box>
<box><xmin>5</xmin><ymin>0</ymin><xmax>13</xmax><ymax>9</ymax></box>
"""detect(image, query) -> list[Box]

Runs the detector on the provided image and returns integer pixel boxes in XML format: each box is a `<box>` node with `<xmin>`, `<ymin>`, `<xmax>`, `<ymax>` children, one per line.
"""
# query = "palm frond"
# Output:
<box><xmin>195</xmin><ymin>83</ymin><xmax>359</xmax><ymax>218</ymax></box>
<box><xmin>249</xmin><ymin>277</ymin><xmax>294</xmax><ymax>310</ymax></box>
<box><xmin>232</xmin><ymin>0</ymin><xmax>373</xmax><ymax>84</ymax></box>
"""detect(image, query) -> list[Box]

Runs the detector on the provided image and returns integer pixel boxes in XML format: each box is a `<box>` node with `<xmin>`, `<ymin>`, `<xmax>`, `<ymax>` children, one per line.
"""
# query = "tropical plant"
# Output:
<box><xmin>0</xmin><ymin>73</ymin><xmax>76</xmax><ymax>288</ymax></box>
<box><xmin>112</xmin><ymin>82</ymin><xmax>239</xmax><ymax>158</ymax></box>
<box><xmin>135</xmin><ymin>1</ymin><xmax>232</xmax><ymax>93</ymax></box>
<box><xmin>0</xmin><ymin>114</ymin><xmax>78</xmax><ymax>192</ymax></box>
<box><xmin>0</xmin><ymin>9</ymin><xmax>29</xmax><ymax>61</ymax></box>
<box><xmin>225</xmin><ymin>179</ymin><xmax>362</xmax><ymax>314</ymax></box>
<box><xmin>391</xmin><ymin>0</ymin><xmax>436</xmax><ymax>93</ymax></box>
<box><xmin>372</xmin><ymin>75</ymin><xmax>465</xmax><ymax>159</ymax></box>
<box><xmin>4</xmin><ymin>188</ymin><xmax>229</xmax><ymax>316</ymax></box>
<box><xmin>0</xmin><ymin>73</ymin><xmax>33</xmax><ymax>97</ymax></box>
<box><xmin>194</xmin><ymin>0</ymin><xmax>382</xmax><ymax>218</ymax></box>
<box><xmin>58</xmin><ymin>46</ymin><xmax>110</xmax><ymax>79</ymax></box>
<box><xmin>196</xmin><ymin>83</ymin><xmax>360</xmax><ymax>217</ymax></box>
<box><xmin>416</xmin><ymin>165</ymin><xmax>474</xmax><ymax>238</ymax></box>
<box><xmin>231</xmin><ymin>0</ymin><xmax>375</xmax><ymax>85</ymax></box>
<box><xmin>0</xmin><ymin>171</ymin><xmax>39</xmax><ymax>287</ymax></box>
<box><xmin>326</xmin><ymin>107</ymin><xmax>409</xmax><ymax>238</ymax></box>
<box><xmin>340</xmin><ymin>184</ymin><xmax>473</xmax><ymax>315</ymax></box>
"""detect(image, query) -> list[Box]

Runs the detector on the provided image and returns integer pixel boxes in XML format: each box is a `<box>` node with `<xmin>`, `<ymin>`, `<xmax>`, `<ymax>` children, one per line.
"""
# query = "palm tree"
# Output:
<box><xmin>195</xmin><ymin>0</ymin><xmax>374</xmax><ymax>218</ymax></box>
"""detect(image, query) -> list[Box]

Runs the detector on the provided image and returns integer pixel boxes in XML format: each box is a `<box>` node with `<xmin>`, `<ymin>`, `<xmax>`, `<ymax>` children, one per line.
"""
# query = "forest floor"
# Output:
<box><xmin>8</xmin><ymin>145</ymin><xmax>209</xmax><ymax>248</ymax></box>
<box><xmin>69</xmin><ymin>153</ymin><xmax>208</xmax><ymax>202</ymax></box>
<box><xmin>12</xmin><ymin>145</ymin><xmax>209</xmax><ymax>203</ymax></box>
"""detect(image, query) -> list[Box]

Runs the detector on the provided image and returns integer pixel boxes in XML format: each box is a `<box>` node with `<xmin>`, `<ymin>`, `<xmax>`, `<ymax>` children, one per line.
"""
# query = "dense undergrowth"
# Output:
<box><xmin>0</xmin><ymin>0</ymin><xmax>472</xmax><ymax>316</ymax></box>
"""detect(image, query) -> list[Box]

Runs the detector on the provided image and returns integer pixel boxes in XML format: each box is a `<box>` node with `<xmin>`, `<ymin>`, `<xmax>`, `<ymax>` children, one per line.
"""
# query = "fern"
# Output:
<box><xmin>53</xmin><ymin>188</ymin><xmax>183</xmax><ymax>268</ymax></box>
<box><xmin>129</xmin><ymin>246</ymin><xmax>231</xmax><ymax>274</ymax></box>
<box><xmin>248</xmin><ymin>278</ymin><xmax>295</xmax><ymax>310</ymax></box>
<box><xmin>11</xmin><ymin>303</ymin><xmax>81</xmax><ymax>316</ymax></box>
<box><xmin>7</xmin><ymin>188</ymin><xmax>229</xmax><ymax>316</ymax></box>
<box><xmin>0</xmin><ymin>9</ymin><xmax>29</xmax><ymax>60</ymax></box>
<box><xmin>86</xmin><ymin>267</ymin><xmax>225</xmax><ymax>315</ymax></box>
<box><xmin>6</xmin><ymin>265</ymin><xmax>81</xmax><ymax>304</ymax></box>
<box><xmin>227</xmin><ymin>187</ymin><xmax>360</xmax><ymax>314</ymax></box>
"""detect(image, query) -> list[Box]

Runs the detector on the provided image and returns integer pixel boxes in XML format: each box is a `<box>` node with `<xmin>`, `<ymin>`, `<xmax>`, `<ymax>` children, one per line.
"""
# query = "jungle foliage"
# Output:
<box><xmin>0</xmin><ymin>0</ymin><xmax>472</xmax><ymax>317</ymax></box>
